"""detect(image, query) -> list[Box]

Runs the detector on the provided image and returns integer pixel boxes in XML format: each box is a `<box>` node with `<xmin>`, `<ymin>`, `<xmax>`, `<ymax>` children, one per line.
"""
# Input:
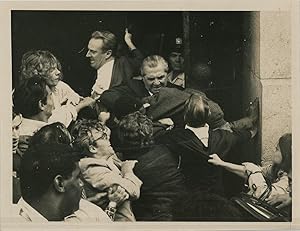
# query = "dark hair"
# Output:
<box><xmin>29</xmin><ymin>122</ymin><xmax>72</xmax><ymax>147</ymax></box>
<box><xmin>20</xmin><ymin>143</ymin><xmax>80</xmax><ymax>202</ymax></box>
<box><xmin>183</xmin><ymin>94</ymin><xmax>210</xmax><ymax>128</ymax></box>
<box><xmin>118</xmin><ymin>111</ymin><xmax>153</xmax><ymax>147</ymax></box>
<box><xmin>270</xmin><ymin>133</ymin><xmax>292</xmax><ymax>180</ymax></box>
<box><xmin>173</xmin><ymin>191</ymin><xmax>243</xmax><ymax>221</ymax></box>
<box><xmin>13</xmin><ymin>76</ymin><xmax>49</xmax><ymax>118</ymax></box>
<box><xmin>20</xmin><ymin>50</ymin><xmax>62</xmax><ymax>82</ymax></box>
<box><xmin>91</xmin><ymin>30</ymin><xmax>118</xmax><ymax>56</ymax></box>
<box><xmin>70</xmin><ymin>119</ymin><xmax>110</xmax><ymax>156</ymax></box>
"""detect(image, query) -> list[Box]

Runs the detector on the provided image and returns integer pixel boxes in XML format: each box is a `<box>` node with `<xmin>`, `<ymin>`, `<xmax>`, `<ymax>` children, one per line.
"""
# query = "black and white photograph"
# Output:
<box><xmin>1</xmin><ymin>0</ymin><xmax>299</xmax><ymax>230</ymax></box>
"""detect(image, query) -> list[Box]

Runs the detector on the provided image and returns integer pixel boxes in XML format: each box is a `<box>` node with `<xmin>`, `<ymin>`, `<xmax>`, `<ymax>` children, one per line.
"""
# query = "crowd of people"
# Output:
<box><xmin>11</xmin><ymin>28</ymin><xmax>292</xmax><ymax>222</ymax></box>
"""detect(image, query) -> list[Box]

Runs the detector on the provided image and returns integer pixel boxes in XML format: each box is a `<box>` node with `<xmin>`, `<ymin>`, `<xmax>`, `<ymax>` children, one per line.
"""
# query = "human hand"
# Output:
<box><xmin>98</xmin><ymin>111</ymin><xmax>110</xmax><ymax>124</ymax></box>
<box><xmin>77</xmin><ymin>97</ymin><xmax>96</xmax><ymax>111</ymax></box>
<box><xmin>158</xmin><ymin>118</ymin><xmax>174</xmax><ymax>127</ymax></box>
<box><xmin>208</xmin><ymin>154</ymin><xmax>224</xmax><ymax>166</ymax></box>
<box><xmin>265</xmin><ymin>193</ymin><xmax>292</xmax><ymax>209</ymax></box>
<box><xmin>124</xmin><ymin>28</ymin><xmax>136</xmax><ymax>50</ymax></box>
<box><xmin>121</xmin><ymin>160</ymin><xmax>138</xmax><ymax>174</ymax></box>
<box><xmin>107</xmin><ymin>185</ymin><xmax>129</xmax><ymax>205</ymax></box>
<box><xmin>86</xmin><ymin>192</ymin><xmax>108</xmax><ymax>208</ymax></box>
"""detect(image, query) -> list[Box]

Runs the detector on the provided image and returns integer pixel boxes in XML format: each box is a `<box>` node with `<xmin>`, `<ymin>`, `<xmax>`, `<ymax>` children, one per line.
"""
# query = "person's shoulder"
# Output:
<box><xmin>79</xmin><ymin>157</ymin><xmax>110</xmax><ymax>171</ymax></box>
<box><xmin>66</xmin><ymin>199</ymin><xmax>111</xmax><ymax>223</ymax></box>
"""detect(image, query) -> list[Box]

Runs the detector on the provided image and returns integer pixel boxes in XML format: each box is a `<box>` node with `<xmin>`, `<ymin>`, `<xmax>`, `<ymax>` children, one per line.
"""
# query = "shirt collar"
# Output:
<box><xmin>19</xmin><ymin>118</ymin><xmax>48</xmax><ymax>136</ymax></box>
<box><xmin>97</xmin><ymin>58</ymin><xmax>115</xmax><ymax>76</ymax></box>
<box><xmin>185</xmin><ymin>124</ymin><xmax>209</xmax><ymax>147</ymax></box>
<box><xmin>17</xmin><ymin>197</ymin><xmax>48</xmax><ymax>222</ymax></box>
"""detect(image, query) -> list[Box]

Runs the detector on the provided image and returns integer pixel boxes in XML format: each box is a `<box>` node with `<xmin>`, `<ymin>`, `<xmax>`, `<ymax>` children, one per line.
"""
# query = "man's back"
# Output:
<box><xmin>121</xmin><ymin>144</ymin><xmax>186</xmax><ymax>221</ymax></box>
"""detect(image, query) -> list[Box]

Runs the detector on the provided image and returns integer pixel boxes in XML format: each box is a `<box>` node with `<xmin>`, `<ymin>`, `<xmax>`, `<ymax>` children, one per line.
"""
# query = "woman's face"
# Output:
<box><xmin>46</xmin><ymin>64</ymin><xmax>61</xmax><ymax>88</ymax></box>
<box><xmin>273</xmin><ymin>143</ymin><xmax>283</xmax><ymax>164</ymax></box>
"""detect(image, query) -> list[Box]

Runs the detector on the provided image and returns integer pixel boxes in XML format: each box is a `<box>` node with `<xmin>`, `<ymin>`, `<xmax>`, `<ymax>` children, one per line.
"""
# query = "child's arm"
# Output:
<box><xmin>208</xmin><ymin>154</ymin><xmax>248</xmax><ymax>179</ymax></box>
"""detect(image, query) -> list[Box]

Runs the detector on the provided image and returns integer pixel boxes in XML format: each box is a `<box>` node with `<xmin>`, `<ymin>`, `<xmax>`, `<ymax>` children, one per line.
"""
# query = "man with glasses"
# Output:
<box><xmin>70</xmin><ymin>119</ymin><xmax>142</xmax><ymax>221</ymax></box>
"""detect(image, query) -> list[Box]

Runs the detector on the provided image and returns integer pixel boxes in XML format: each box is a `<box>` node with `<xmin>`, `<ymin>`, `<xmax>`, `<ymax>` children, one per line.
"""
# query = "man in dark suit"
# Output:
<box><xmin>86</xmin><ymin>28</ymin><xmax>143</xmax><ymax>98</ymax></box>
<box><xmin>99</xmin><ymin>55</ymin><xmax>227</xmax><ymax>130</ymax></box>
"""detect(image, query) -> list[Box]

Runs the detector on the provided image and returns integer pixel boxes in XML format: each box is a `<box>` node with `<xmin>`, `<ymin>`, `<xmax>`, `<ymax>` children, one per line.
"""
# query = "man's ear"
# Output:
<box><xmin>38</xmin><ymin>100</ymin><xmax>45</xmax><ymax>111</ymax></box>
<box><xmin>105</xmin><ymin>50</ymin><xmax>112</xmax><ymax>59</ymax></box>
<box><xmin>88</xmin><ymin>145</ymin><xmax>97</xmax><ymax>154</ymax></box>
<box><xmin>53</xmin><ymin>175</ymin><xmax>66</xmax><ymax>193</ymax></box>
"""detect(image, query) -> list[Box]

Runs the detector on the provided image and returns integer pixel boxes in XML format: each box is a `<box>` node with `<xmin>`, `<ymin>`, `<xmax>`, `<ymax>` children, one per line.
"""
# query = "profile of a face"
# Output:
<box><xmin>273</xmin><ymin>144</ymin><xmax>283</xmax><ymax>165</ymax></box>
<box><xmin>142</xmin><ymin>64</ymin><xmax>168</xmax><ymax>94</ymax></box>
<box><xmin>46</xmin><ymin>65</ymin><xmax>61</xmax><ymax>88</ymax></box>
<box><xmin>168</xmin><ymin>52</ymin><xmax>184</xmax><ymax>72</ymax></box>
<box><xmin>61</xmin><ymin>163</ymin><xmax>84</xmax><ymax>216</ymax></box>
<box><xmin>86</xmin><ymin>38</ymin><xmax>110</xmax><ymax>70</ymax></box>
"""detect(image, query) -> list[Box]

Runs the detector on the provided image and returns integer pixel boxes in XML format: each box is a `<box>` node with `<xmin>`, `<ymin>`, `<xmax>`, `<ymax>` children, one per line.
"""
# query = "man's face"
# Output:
<box><xmin>168</xmin><ymin>52</ymin><xmax>184</xmax><ymax>72</ymax></box>
<box><xmin>86</xmin><ymin>38</ymin><xmax>108</xmax><ymax>70</ymax></box>
<box><xmin>62</xmin><ymin>163</ymin><xmax>84</xmax><ymax>215</ymax></box>
<box><xmin>90</xmin><ymin>128</ymin><xmax>114</xmax><ymax>158</ymax></box>
<box><xmin>142</xmin><ymin>64</ymin><xmax>168</xmax><ymax>94</ymax></box>
<box><xmin>43</xmin><ymin>86</ymin><xmax>55</xmax><ymax>118</ymax></box>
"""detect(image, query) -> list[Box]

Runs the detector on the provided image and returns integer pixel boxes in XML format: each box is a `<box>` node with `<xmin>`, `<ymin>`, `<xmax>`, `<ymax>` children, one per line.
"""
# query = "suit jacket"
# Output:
<box><xmin>158</xmin><ymin>128</ymin><xmax>251</xmax><ymax>194</ymax></box>
<box><xmin>100</xmin><ymin>80</ymin><xmax>226</xmax><ymax>129</ymax></box>
<box><xmin>107</xmin><ymin>49</ymin><xmax>144</xmax><ymax>89</ymax></box>
<box><xmin>119</xmin><ymin>144</ymin><xmax>186</xmax><ymax>221</ymax></box>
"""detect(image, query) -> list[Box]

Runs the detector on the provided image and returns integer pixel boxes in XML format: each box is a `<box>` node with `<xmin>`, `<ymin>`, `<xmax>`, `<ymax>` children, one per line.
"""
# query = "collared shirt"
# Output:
<box><xmin>185</xmin><ymin>124</ymin><xmax>209</xmax><ymax>147</ymax></box>
<box><xmin>19</xmin><ymin>118</ymin><xmax>48</xmax><ymax>136</ymax></box>
<box><xmin>49</xmin><ymin>81</ymin><xmax>80</xmax><ymax>127</ymax></box>
<box><xmin>17</xmin><ymin>198</ymin><xmax>111</xmax><ymax>223</ymax></box>
<box><xmin>92</xmin><ymin>59</ymin><xmax>115</xmax><ymax>95</ymax></box>
<box><xmin>167</xmin><ymin>71</ymin><xmax>185</xmax><ymax>88</ymax></box>
<box><xmin>17</xmin><ymin>198</ymin><xmax>48</xmax><ymax>222</ymax></box>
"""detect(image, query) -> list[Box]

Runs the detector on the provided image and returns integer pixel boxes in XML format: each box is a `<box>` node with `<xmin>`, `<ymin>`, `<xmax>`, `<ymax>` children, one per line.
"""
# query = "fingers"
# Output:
<box><xmin>87</xmin><ymin>192</ymin><xmax>107</xmax><ymax>202</ymax></box>
<box><xmin>125</xmin><ymin>28</ymin><xmax>128</xmax><ymax>33</ymax></box>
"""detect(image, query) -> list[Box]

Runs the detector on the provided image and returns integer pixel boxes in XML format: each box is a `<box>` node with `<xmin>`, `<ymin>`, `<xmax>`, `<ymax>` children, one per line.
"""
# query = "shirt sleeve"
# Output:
<box><xmin>82</xmin><ymin>165</ymin><xmax>142</xmax><ymax>200</ymax></box>
<box><xmin>48</xmin><ymin>104</ymin><xmax>78</xmax><ymax>127</ymax></box>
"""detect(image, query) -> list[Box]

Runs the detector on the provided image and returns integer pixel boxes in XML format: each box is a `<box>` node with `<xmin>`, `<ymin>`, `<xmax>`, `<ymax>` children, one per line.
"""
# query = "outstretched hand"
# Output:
<box><xmin>208</xmin><ymin>154</ymin><xmax>224</xmax><ymax>166</ymax></box>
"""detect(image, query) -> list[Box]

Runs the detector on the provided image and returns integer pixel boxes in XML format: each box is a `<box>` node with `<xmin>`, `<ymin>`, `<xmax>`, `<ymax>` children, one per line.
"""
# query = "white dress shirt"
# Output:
<box><xmin>185</xmin><ymin>123</ymin><xmax>210</xmax><ymax>147</ymax></box>
<box><xmin>92</xmin><ymin>59</ymin><xmax>115</xmax><ymax>95</ymax></box>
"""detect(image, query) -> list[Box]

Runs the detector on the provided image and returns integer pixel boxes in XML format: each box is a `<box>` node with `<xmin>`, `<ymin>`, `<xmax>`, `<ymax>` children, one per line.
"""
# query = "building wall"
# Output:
<box><xmin>242</xmin><ymin>11</ymin><xmax>292</xmax><ymax>165</ymax></box>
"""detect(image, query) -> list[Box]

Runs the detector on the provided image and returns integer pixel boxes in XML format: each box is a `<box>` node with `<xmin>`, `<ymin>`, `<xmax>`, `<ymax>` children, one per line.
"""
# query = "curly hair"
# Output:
<box><xmin>184</xmin><ymin>93</ymin><xmax>210</xmax><ymax>128</ymax></box>
<box><xmin>118</xmin><ymin>111</ymin><xmax>153</xmax><ymax>147</ymax></box>
<box><xmin>20</xmin><ymin>50</ymin><xmax>62</xmax><ymax>82</ymax></box>
<box><xmin>70</xmin><ymin>119</ymin><xmax>110</xmax><ymax>156</ymax></box>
